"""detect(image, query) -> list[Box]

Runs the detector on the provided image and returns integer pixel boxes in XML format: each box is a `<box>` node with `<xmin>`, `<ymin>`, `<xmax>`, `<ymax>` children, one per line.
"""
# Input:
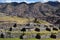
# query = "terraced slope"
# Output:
<box><xmin>0</xmin><ymin>16</ymin><xmax>29</xmax><ymax>24</ymax></box>
<box><xmin>0</xmin><ymin>15</ymin><xmax>59</xmax><ymax>40</ymax></box>
<box><xmin>0</xmin><ymin>16</ymin><xmax>50</xmax><ymax>25</ymax></box>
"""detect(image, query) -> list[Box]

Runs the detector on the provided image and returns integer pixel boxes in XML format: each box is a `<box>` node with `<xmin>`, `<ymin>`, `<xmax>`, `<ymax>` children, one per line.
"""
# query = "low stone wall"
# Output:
<box><xmin>0</xmin><ymin>22</ymin><xmax>60</xmax><ymax>39</ymax></box>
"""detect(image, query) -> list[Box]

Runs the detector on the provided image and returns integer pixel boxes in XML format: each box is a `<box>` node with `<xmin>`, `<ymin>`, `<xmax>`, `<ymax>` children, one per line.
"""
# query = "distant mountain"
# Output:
<box><xmin>45</xmin><ymin>1</ymin><xmax>60</xmax><ymax>6</ymax></box>
<box><xmin>0</xmin><ymin>2</ymin><xmax>60</xmax><ymax>25</ymax></box>
<box><xmin>0</xmin><ymin>2</ymin><xmax>59</xmax><ymax>17</ymax></box>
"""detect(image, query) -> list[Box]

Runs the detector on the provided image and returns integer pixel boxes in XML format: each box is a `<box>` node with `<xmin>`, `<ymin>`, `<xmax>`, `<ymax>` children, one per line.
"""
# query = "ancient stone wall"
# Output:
<box><xmin>0</xmin><ymin>22</ymin><xmax>60</xmax><ymax>39</ymax></box>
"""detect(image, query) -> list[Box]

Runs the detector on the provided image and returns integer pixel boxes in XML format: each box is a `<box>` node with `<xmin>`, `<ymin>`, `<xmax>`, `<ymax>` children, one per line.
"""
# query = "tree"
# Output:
<box><xmin>0</xmin><ymin>33</ymin><xmax>4</xmax><ymax>38</ymax></box>
<box><xmin>9</xmin><ymin>27</ymin><xmax>12</xmax><ymax>31</ymax></box>
<box><xmin>46</xmin><ymin>27</ymin><xmax>51</xmax><ymax>31</ymax></box>
<box><xmin>53</xmin><ymin>27</ymin><xmax>58</xmax><ymax>31</ymax></box>
<box><xmin>35</xmin><ymin>34</ymin><xmax>41</xmax><ymax>39</ymax></box>
<box><xmin>35</xmin><ymin>28</ymin><xmax>40</xmax><ymax>32</ymax></box>
<box><xmin>34</xmin><ymin>18</ymin><xmax>39</xmax><ymax>23</ymax></box>
<box><xmin>50</xmin><ymin>34</ymin><xmax>56</xmax><ymax>39</ymax></box>
<box><xmin>21</xmin><ymin>28</ymin><xmax>26</xmax><ymax>32</ymax></box>
<box><xmin>13</xmin><ymin>23</ymin><xmax>17</xmax><ymax>27</ymax></box>
<box><xmin>20</xmin><ymin>34</ymin><xmax>25</xmax><ymax>39</ymax></box>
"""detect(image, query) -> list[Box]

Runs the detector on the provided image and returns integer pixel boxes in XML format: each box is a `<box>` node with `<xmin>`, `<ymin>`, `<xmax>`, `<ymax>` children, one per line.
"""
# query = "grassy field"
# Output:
<box><xmin>0</xmin><ymin>16</ymin><xmax>29</xmax><ymax>24</ymax></box>
<box><xmin>0</xmin><ymin>16</ymin><xmax>50</xmax><ymax>25</ymax></box>
<box><xmin>0</xmin><ymin>38</ymin><xmax>60</xmax><ymax>40</ymax></box>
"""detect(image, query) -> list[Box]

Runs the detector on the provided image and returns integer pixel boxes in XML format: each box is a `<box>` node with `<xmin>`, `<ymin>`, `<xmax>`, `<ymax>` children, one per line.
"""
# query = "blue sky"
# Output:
<box><xmin>0</xmin><ymin>0</ymin><xmax>59</xmax><ymax>3</ymax></box>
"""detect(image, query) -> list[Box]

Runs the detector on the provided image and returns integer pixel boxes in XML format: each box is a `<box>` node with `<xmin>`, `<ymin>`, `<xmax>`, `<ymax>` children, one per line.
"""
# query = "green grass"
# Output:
<box><xmin>0</xmin><ymin>29</ymin><xmax>60</xmax><ymax>35</ymax></box>
<box><xmin>0</xmin><ymin>16</ymin><xmax>29</xmax><ymax>24</ymax></box>
<box><xmin>0</xmin><ymin>16</ymin><xmax>50</xmax><ymax>25</ymax></box>
<box><xmin>0</xmin><ymin>38</ymin><xmax>20</xmax><ymax>40</ymax></box>
<box><xmin>0</xmin><ymin>38</ymin><xmax>60</xmax><ymax>40</ymax></box>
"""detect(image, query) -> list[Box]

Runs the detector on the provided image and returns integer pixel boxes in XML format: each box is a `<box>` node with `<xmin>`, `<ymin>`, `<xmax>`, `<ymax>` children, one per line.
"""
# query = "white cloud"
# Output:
<box><xmin>43</xmin><ymin>0</ymin><xmax>49</xmax><ymax>2</ymax></box>
<box><xmin>5</xmin><ymin>0</ymin><xmax>12</xmax><ymax>3</ymax></box>
<box><xmin>38</xmin><ymin>0</ymin><xmax>49</xmax><ymax>3</ymax></box>
<box><xmin>23</xmin><ymin>0</ymin><xmax>35</xmax><ymax>3</ymax></box>
<box><xmin>0</xmin><ymin>0</ymin><xmax>49</xmax><ymax>3</ymax></box>
<box><xmin>57</xmin><ymin>0</ymin><xmax>60</xmax><ymax>2</ymax></box>
<box><xmin>5</xmin><ymin>0</ymin><xmax>24</xmax><ymax>3</ymax></box>
<box><xmin>24</xmin><ymin>0</ymin><xmax>28</xmax><ymax>3</ymax></box>
<box><xmin>25</xmin><ymin>0</ymin><xmax>49</xmax><ymax>3</ymax></box>
<box><xmin>1</xmin><ymin>0</ymin><xmax>58</xmax><ymax>3</ymax></box>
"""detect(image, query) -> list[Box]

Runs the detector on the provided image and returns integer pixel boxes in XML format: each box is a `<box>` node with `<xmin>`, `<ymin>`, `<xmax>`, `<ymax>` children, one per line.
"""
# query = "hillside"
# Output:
<box><xmin>0</xmin><ymin>2</ymin><xmax>60</xmax><ymax>25</ymax></box>
<box><xmin>0</xmin><ymin>1</ymin><xmax>60</xmax><ymax>40</ymax></box>
<box><xmin>0</xmin><ymin>15</ymin><xmax>50</xmax><ymax>25</ymax></box>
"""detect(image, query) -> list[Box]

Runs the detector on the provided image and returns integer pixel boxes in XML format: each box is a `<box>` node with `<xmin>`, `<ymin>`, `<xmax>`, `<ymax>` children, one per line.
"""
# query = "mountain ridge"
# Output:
<box><xmin>0</xmin><ymin>1</ymin><xmax>59</xmax><ymax>17</ymax></box>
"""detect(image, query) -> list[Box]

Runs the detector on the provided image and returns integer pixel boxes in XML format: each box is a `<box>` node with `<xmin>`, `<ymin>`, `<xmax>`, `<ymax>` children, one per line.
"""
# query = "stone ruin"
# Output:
<box><xmin>0</xmin><ymin>21</ymin><xmax>60</xmax><ymax>39</ymax></box>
